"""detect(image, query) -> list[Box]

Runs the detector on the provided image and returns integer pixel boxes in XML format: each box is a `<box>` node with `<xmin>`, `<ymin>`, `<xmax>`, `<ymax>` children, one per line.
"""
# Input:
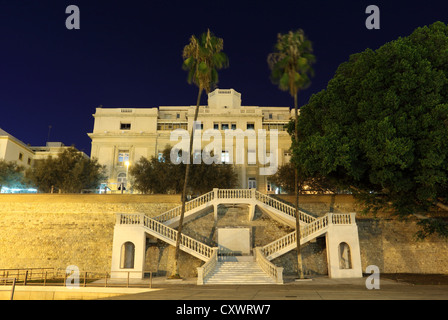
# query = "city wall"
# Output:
<box><xmin>0</xmin><ymin>194</ymin><xmax>446</xmax><ymax>278</ymax></box>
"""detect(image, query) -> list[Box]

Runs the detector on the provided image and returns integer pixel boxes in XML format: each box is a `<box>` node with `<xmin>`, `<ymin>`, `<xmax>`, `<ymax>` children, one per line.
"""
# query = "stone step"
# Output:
<box><xmin>205</xmin><ymin>261</ymin><xmax>277</xmax><ymax>285</ymax></box>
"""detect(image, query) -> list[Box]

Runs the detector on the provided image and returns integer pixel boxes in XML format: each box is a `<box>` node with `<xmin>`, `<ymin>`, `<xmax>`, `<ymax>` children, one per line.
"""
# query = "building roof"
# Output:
<box><xmin>0</xmin><ymin>128</ymin><xmax>32</xmax><ymax>150</ymax></box>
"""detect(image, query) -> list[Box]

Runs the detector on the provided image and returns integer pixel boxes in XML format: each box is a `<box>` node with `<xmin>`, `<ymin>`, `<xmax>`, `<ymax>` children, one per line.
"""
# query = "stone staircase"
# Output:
<box><xmin>112</xmin><ymin>188</ymin><xmax>361</xmax><ymax>283</ymax></box>
<box><xmin>204</xmin><ymin>258</ymin><xmax>277</xmax><ymax>285</ymax></box>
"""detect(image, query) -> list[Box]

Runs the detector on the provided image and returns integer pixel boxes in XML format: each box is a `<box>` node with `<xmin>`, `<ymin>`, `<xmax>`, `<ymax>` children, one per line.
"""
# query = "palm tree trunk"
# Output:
<box><xmin>293</xmin><ymin>92</ymin><xmax>304</xmax><ymax>279</ymax></box>
<box><xmin>172</xmin><ymin>87</ymin><xmax>203</xmax><ymax>277</ymax></box>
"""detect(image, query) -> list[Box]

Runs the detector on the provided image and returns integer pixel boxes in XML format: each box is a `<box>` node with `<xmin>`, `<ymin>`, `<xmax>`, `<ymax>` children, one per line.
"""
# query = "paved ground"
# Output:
<box><xmin>96</xmin><ymin>275</ymin><xmax>448</xmax><ymax>300</ymax></box>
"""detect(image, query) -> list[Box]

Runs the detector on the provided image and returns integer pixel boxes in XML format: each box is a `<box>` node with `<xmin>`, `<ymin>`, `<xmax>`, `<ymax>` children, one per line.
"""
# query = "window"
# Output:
<box><xmin>176</xmin><ymin>113</ymin><xmax>180</xmax><ymax>119</ymax></box>
<box><xmin>247</xmin><ymin>123</ymin><xmax>255</xmax><ymax>130</ymax></box>
<box><xmin>213</xmin><ymin>123</ymin><xmax>219</xmax><ymax>130</ymax></box>
<box><xmin>269</xmin><ymin>113</ymin><xmax>273</xmax><ymax>119</ymax></box>
<box><xmin>120</xmin><ymin>123</ymin><xmax>131</xmax><ymax>130</ymax></box>
<box><xmin>248</xmin><ymin>149</ymin><xmax>256</xmax><ymax>165</ymax></box>
<box><xmin>18</xmin><ymin>153</ymin><xmax>23</xmax><ymax>161</ymax></box>
<box><xmin>221</xmin><ymin>151</ymin><xmax>230</xmax><ymax>164</ymax></box>
<box><xmin>120</xmin><ymin>242</ymin><xmax>135</xmax><ymax>269</ymax></box>
<box><xmin>195</xmin><ymin>122</ymin><xmax>203</xmax><ymax>130</ymax></box>
<box><xmin>117</xmin><ymin>172</ymin><xmax>127</xmax><ymax>184</ymax></box>
<box><xmin>231</xmin><ymin>123</ymin><xmax>236</xmax><ymax>130</ymax></box>
<box><xmin>117</xmin><ymin>172</ymin><xmax>127</xmax><ymax>191</ymax></box>
<box><xmin>248</xmin><ymin>178</ymin><xmax>257</xmax><ymax>189</ymax></box>
<box><xmin>118</xmin><ymin>151</ymin><xmax>129</xmax><ymax>165</ymax></box>
<box><xmin>221</xmin><ymin>123</ymin><xmax>229</xmax><ymax>130</ymax></box>
<box><xmin>27</xmin><ymin>158</ymin><xmax>31</xmax><ymax>165</ymax></box>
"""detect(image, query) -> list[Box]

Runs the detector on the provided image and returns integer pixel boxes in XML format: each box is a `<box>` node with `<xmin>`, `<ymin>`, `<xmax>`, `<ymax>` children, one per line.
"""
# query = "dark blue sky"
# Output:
<box><xmin>1</xmin><ymin>0</ymin><xmax>447</xmax><ymax>155</ymax></box>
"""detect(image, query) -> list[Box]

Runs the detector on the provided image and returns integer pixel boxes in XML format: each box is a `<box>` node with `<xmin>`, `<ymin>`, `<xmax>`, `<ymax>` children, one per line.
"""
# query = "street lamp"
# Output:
<box><xmin>125</xmin><ymin>161</ymin><xmax>130</xmax><ymax>193</ymax></box>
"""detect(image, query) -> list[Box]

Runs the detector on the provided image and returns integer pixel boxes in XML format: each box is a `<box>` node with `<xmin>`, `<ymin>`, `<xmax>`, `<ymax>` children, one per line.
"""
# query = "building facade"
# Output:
<box><xmin>88</xmin><ymin>89</ymin><xmax>293</xmax><ymax>193</ymax></box>
<box><xmin>0</xmin><ymin>130</ymin><xmax>88</xmax><ymax>166</ymax></box>
<box><xmin>0</xmin><ymin>128</ymin><xmax>35</xmax><ymax>169</ymax></box>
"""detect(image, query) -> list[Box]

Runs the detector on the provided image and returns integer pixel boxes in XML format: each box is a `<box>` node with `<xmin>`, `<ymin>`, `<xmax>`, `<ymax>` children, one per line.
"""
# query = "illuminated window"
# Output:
<box><xmin>221</xmin><ymin>151</ymin><xmax>230</xmax><ymax>164</ymax></box>
<box><xmin>118</xmin><ymin>151</ymin><xmax>129</xmax><ymax>165</ymax></box>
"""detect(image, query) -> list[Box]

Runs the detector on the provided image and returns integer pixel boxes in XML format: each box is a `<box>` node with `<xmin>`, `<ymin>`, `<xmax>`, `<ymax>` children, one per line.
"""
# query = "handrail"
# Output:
<box><xmin>261</xmin><ymin>231</ymin><xmax>296</xmax><ymax>257</ymax></box>
<box><xmin>301</xmin><ymin>215</ymin><xmax>329</xmax><ymax>239</ymax></box>
<box><xmin>262</xmin><ymin>212</ymin><xmax>355</xmax><ymax>259</ymax></box>
<box><xmin>197</xmin><ymin>248</ymin><xmax>218</xmax><ymax>285</ymax></box>
<box><xmin>255</xmin><ymin>191</ymin><xmax>316</xmax><ymax>224</ymax></box>
<box><xmin>331</xmin><ymin>213</ymin><xmax>354</xmax><ymax>225</ymax></box>
<box><xmin>151</xmin><ymin>189</ymin><xmax>317</xmax><ymax>227</ymax></box>
<box><xmin>254</xmin><ymin>247</ymin><xmax>283</xmax><ymax>284</ymax></box>
<box><xmin>216</xmin><ymin>189</ymin><xmax>253</xmax><ymax>199</ymax></box>
<box><xmin>117</xmin><ymin>213</ymin><xmax>214</xmax><ymax>261</ymax></box>
<box><xmin>152</xmin><ymin>190</ymin><xmax>214</xmax><ymax>223</ymax></box>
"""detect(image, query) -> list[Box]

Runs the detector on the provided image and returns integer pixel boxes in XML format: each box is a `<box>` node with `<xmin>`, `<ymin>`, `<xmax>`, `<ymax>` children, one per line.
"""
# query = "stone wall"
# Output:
<box><xmin>0</xmin><ymin>193</ymin><xmax>447</xmax><ymax>278</ymax></box>
<box><xmin>277</xmin><ymin>194</ymin><xmax>448</xmax><ymax>275</ymax></box>
<box><xmin>0</xmin><ymin>194</ymin><xmax>179</xmax><ymax>274</ymax></box>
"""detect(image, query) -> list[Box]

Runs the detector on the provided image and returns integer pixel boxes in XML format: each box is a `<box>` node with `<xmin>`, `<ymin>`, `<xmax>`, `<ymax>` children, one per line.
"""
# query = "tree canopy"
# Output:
<box><xmin>130</xmin><ymin>146</ymin><xmax>238</xmax><ymax>195</ymax></box>
<box><xmin>294</xmin><ymin>21</ymin><xmax>448</xmax><ymax>238</ymax></box>
<box><xmin>26</xmin><ymin>148</ymin><xmax>106</xmax><ymax>193</ymax></box>
<box><xmin>0</xmin><ymin>160</ymin><xmax>26</xmax><ymax>192</ymax></box>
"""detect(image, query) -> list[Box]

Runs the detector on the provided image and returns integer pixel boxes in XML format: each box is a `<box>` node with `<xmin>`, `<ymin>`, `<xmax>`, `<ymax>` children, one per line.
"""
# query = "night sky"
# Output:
<box><xmin>1</xmin><ymin>0</ymin><xmax>447</xmax><ymax>156</ymax></box>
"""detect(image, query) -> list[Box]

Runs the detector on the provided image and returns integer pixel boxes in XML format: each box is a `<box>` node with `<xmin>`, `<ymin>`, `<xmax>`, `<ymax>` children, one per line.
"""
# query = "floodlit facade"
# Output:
<box><xmin>88</xmin><ymin>89</ymin><xmax>294</xmax><ymax>193</ymax></box>
<box><xmin>0</xmin><ymin>128</ymin><xmax>88</xmax><ymax>168</ymax></box>
<box><xmin>0</xmin><ymin>128</ymin><xmax>35</xmax><ymax>169</ymax></box>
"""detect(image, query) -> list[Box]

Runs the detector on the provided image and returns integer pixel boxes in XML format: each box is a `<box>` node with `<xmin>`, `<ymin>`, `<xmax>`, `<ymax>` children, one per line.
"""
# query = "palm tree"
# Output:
<box><xmin>267</xmin><ymin>29</ymin><xmax>315</xmax><ymax>279</ymax></box>
<box><xmin>171</xmin><ymin>29</ymin><xmax>228</xmax><ymax>277</ymax></box>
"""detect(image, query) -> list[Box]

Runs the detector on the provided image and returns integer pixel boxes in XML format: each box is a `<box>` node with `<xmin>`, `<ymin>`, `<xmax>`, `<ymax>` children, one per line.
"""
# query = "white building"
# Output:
<box><xmin>0</xmin><ymin>128</ymin><xmax>88</xmax><ymax>169</ymax></box>
<box><xmin>0</xmin><ymin>128</ymin><xmax>35</xmax><ymax>169</ymax></box>
<box><xmin>88</xmin><ymin>89</ymin><xmax>294</xmax><ymax>192</ymax></box>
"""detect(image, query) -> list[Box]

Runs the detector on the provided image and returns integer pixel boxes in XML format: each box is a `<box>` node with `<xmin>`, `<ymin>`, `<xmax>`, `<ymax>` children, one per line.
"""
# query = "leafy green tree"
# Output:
<box><xmin>188</xmin><ymin>160</ymin><xmax>238</xmax><ymax>194</ymax></box>
<box><xmin>0</xmin><ymin>160</ymin><xmax>26</xmax><ymax>192</ymax></box>
<box><xmin>130</xmin><ymin>146</ymin><xmax>238</xmax><ymax>195</ymax></box>
<box><xmin>27</xmin><ymin>148</ymin><xmax>106</xmax><ymax>193</ymax></box>
<box><xmin>268</xmin><ymin>29</ymin><xmax>315</xmax><ymax>278</ymax></box>
<box><xmin>295</xmin><ymin>21</ymin><xmax>448</xmax><ymax>238</ymax></box>
<box><xmin>171</xmin><ymin>29</ymin><xmax>228</xmax><ymax>277</ymax></box>
<box><xmin>130</xmin><ymin>147</ymin><xmax>183</xmax><ymax>194</ymax></box>
<box><xmin>271</xmin><ymin>162</ymin><xmax>335</xmax><ymax>194</ymax></box>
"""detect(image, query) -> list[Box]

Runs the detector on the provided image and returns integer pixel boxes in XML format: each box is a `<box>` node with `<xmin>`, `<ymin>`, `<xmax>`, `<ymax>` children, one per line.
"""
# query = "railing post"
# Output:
<box><xmin>327</xmin><ymin>212</ymin><xmax>333</xmax><ymax>225</ymax></box>
<box><xmin>10</xmin><ymin>278</ymin><xmax>16</xmax><ymax>300</ymax></box>
<box><xmin>24</xmin><ymin>270</ymin><xmax>28</xmax><ymax>286</ymax></box>
<box><xmin>115</xmin><ymin>213</ymin><xmax>122</xmax><ymax>225</ymax></box>
<box><xmin>350</xmin><ymin>212</ymin><xmax>356</xmax><ymax>224</ymax></box>
<box><xmin>276</xmin><ymin>267</ymin><xmax>283</xmax><ymax>284</ymax></box>
<box><xmin>213</xmin><ymin>188</ymin><xmax>219</xmax><ymax>200</ymax></box>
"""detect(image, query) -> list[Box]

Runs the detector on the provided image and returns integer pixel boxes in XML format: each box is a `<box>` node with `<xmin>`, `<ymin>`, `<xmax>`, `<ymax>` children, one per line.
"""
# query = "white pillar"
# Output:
<box><xmin>110</xmin><ymin>224</ymin><xmax>147</xmax><ymax>279</ymax></box>
<box><xmin>325</xmin><ymin>215</ymin><xmax>363</xmax><ymax>279</ymax></box>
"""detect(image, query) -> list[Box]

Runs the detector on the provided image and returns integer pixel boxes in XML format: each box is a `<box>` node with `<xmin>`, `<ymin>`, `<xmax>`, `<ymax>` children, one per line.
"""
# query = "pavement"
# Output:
<box><xmin>95</xmin><ymin>274</ymin><xmax>448</xmax><ymax>300</ymax></box>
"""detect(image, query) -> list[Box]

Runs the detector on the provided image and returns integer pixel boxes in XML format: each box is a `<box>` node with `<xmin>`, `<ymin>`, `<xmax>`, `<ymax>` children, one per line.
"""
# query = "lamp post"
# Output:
<box><xmin>125</xmin><ymin>161</ymin><xmax>130</xmax><ymax>194</ymax></box>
